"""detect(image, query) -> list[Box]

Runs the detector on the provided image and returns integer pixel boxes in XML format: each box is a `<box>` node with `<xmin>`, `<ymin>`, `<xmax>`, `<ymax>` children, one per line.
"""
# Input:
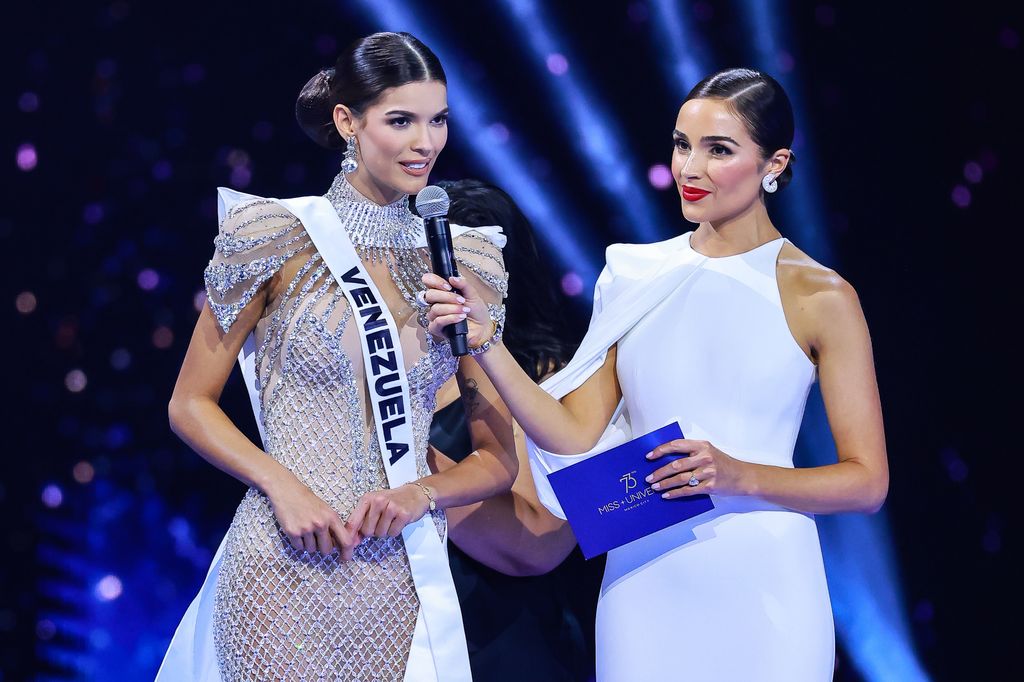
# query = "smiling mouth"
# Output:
<box><xmin>400</xmin><ymin>160</ymin><xmax>429</xmax><ymax>169</ymax></box>
<box><xmin>681</xmin><ymin>185</ymin><xmax>711</xmax><ymax>201</ymax></box>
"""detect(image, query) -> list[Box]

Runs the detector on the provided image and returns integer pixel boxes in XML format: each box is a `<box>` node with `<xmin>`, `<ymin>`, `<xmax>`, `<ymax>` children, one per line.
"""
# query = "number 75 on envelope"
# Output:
<box><xmin>546</xmin><ymin>422</ymin><xmax>715</xmax><ymax>559</ymax></box>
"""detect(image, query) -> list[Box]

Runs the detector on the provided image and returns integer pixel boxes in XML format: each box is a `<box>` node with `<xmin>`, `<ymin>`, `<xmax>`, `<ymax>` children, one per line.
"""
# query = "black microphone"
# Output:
<box><xmin>416</xmin><ymin>186</ymin><xmax>469</xmax><ymax>357</ymax></box>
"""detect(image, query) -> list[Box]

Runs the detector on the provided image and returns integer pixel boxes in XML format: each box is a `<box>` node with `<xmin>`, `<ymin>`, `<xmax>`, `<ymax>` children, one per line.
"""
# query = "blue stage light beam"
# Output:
<box><xmin>347</xmin><ymin>0</ymin><xmax>601</xmax><ymax>293</ymax></box>
<box><xmin>650</xmin><ymin>0</ymin><xmax>713</xmax><ymax>97</ymax></box>
<box><xmin>739</xmin><ymin>2</ymin><xmax>929</xmax><ymax>681</ymax></box>
<box><xmin>739</xmin><ymin>0</ymin><xmax>831</xmax><ymax>263</ymax></box>
<box><xmin>497</xmin><ymin>0</ymin><xmax>669</xmax><ymax>244</ymax></box>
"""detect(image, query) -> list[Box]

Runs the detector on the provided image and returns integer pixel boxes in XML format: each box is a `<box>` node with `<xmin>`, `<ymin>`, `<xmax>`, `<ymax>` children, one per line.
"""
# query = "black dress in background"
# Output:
<box><xmin>429</xmin><ymin>400</ymin><xmax>605</xmax><ymax>682</ymax></box>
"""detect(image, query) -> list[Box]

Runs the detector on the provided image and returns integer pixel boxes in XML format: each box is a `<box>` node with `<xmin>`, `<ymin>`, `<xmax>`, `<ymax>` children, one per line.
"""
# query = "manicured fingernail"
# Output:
<box><xmin>456</xmin><ymin>296</ymin><xmax>466</xmax><ymax>303</ymax></box>
<box><xmin>651</xmin><ymin>483</ymin><xmax>660</xmax><ymax>490</ymax></box>
<box><xmin>645</xmin><ymin>451</ymin><xmax>654</xmax><ymax>459</ymax></box>
<box><xmin>661</xmin><ymin>492</ymin><xmax>671</xmax><ymax>498</ymax></box>
<box><xmin>462</xmin><ymin>306</ymin><xmax>471</xmax><ymax>313</ymax></box>
<box><xmin>444</xmin><ymin>284</ymin><xmax>452</xmax><ymax>291</ymax></box>
<box><xmin>459</xmin><ymin>313</ymin><xmax>467</xmax><ymax>319</ymax></box>
<box><xmin>644</xmin><ymin>474</ymin><xmax>653</xmax><ymax>483</ymax></box>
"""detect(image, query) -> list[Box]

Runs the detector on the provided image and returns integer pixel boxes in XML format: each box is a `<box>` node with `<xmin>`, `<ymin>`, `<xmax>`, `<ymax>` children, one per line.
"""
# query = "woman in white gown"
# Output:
<box><xmin>422</xmin><ymin>68</ymin><xmax>889</xmax><ymax>681</ymax></box>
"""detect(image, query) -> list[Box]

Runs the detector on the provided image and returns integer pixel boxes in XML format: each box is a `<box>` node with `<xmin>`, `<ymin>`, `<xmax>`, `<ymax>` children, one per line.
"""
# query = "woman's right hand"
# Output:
<box><xmin>421</xmin><ymin>273</ymin><xmax>493</xmax><ymax>347</ymax></box>
<box><xmin>265</xmin><ymin>471</ymin><xmax>361</xmax><ymax>560</ymax></box>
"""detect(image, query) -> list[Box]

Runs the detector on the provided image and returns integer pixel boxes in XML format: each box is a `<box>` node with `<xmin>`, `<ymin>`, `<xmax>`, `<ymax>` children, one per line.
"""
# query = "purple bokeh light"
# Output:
<box><xmin>17</xmin><ymin>143</ymin><xmax>37</xmax><ymax>171</ymax></box>
<box><xmin>647</xmin><ymin>164</ymin><xmax>674</xmax><ymax>190</ymax></box>
<box><xmin>546</xmin><ymin>53</ymin><xmax>569</xmax><ymax>76</ymax></box>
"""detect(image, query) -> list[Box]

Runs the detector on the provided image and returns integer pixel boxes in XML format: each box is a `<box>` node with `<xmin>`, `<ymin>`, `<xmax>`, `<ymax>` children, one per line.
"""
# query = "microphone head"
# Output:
<box><xmin>415</xmin><ymin>185</ymin><xmax>450</xmax><ymax>219</ymax></box>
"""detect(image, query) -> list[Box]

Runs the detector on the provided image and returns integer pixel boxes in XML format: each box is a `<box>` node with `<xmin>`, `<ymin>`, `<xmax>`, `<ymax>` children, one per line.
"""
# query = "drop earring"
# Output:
<box><xmin>341</xmin><ymin>136</ymin><xmax>359</xmax><ymax>174</ymax></box>
<box><xmin>761</xmin><ymin>172</ymin><xmax>778</xmax><ymax>194</ymax></box>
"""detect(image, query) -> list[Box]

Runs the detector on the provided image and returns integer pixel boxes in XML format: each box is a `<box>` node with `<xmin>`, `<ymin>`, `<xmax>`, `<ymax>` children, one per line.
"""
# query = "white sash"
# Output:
<box><xmin>157</xmin><ymin>190</ymin><xmax>478</xmax><ymax>682</ymax></box>
<box><xmin>277</xmin><ymin>195</ymin><xmax>471</xmax><ymax>682</ymax></box>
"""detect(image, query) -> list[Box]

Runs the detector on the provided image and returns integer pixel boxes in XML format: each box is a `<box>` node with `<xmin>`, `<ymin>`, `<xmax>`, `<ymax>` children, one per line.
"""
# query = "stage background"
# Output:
<box><xmin>4</xmin><ymin>1</ymin><xmax>1019</xmax><ymax>680</ymax></box>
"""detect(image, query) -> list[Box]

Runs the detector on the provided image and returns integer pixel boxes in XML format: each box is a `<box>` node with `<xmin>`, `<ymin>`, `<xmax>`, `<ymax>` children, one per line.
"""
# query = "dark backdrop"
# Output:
<box><xmin>3</xmin><ymin>1</ymin><xmax>1019</xmax><ymax>680</ymax></box>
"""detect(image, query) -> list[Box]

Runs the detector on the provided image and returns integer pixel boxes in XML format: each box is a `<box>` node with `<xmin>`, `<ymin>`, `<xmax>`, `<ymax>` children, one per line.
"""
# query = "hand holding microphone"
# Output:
<box><xmin>416</xmin><ymin>186</ymin><xmax>497</xmax><ymax>355</ymax></box>
<box><xmin>416</xmin><ymin>186</ymin><xmax>469</xmax><ymax>356</ymax></box>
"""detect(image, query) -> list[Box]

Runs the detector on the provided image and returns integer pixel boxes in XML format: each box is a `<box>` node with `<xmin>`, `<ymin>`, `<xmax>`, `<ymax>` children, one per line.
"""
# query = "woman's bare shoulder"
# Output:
<box><xmin>777</xmin><ymin>240</ymin><xmax>866</xmax><ymax>346</ymax></box>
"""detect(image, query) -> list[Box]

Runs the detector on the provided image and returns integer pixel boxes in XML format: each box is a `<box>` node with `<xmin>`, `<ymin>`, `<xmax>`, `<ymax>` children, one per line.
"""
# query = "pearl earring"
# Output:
<box><xmin>341</xmin><ymin>136</ymin><xmax>359</xmax><ymax>174</ymax></box>
<box><xmin>761</xmin><ymin>172</ymin><xmax>778</xmax><ymax>194</ymax></box>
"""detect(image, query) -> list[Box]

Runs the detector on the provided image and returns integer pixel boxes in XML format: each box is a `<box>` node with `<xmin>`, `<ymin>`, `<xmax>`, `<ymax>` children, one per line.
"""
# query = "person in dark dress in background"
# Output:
<box><xmin>426</xmin><ymin>179</ymin><xmax>604</xmax><ymax>682</ymax></box>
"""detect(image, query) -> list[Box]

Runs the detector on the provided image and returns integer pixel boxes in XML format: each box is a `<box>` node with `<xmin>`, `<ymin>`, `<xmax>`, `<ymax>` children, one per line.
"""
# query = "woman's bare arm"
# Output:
<box><xmin>424</xmin><ymin>272</ymin><xmax>622</xmax><ymax>455</ymax></box>
<box><xmin>740</xmin><ymin>268</ymin><xmax>889</xmax><ymax>512</ymax></box>
<box><xmin>430</xmin><ymin>417</ymin><xmax>576</xmax><ymax>576</ymax></box>
<box><xmin>169</xmin><ymin>285</ymin><xmax>358</xmax><ymax>557</ymax></box>
<box><xmin>649</xmin><ymin>250</ymin><xmax>889</xmax><ymax>514</ymax></box>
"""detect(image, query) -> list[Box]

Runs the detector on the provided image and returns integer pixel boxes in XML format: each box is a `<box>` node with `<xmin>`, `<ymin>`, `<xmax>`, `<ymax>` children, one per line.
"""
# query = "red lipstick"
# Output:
<box><xmin>681</xmin><ymin>185</ymin><xmax>711</xmax><ymax>202</ymax></box>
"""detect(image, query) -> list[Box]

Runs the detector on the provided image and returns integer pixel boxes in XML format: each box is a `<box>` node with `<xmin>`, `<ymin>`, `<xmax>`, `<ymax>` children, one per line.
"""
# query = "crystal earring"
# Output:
<box><xmin>761</xmin><ymin>172</ymin><xmax>778</xmax><ymax>194</ymax></box>
<box><xmin>341</xmin><ymin>136</ymin><xmax>359</xmax><ymax>174</ymax></box>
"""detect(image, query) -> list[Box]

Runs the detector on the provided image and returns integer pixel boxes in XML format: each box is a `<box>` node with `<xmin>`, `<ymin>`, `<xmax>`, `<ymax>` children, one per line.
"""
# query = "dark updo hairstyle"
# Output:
<box><xmin>684</xmin><ymin>68</ymin><xmax>796</xmax><ymax>191</ymax></box>
<box><xmin>295</xmin><ymin>32</ymin><xmax>446</xmax><ymax>150</ymax></box>
<box><xmin>438</xmin><ymin>179</ymin><xmax>577</xmax><ymax>382</ymax></box>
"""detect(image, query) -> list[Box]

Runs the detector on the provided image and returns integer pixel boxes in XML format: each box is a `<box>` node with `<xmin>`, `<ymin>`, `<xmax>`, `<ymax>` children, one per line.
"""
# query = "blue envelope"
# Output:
<box><xmin>547</xmin><ymin>422</ymin><xmax>715</xmax><ymax>559</ymax></box>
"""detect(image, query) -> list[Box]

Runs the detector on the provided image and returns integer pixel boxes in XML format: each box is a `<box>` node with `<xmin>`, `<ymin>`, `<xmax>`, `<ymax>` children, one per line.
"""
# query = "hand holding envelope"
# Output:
<box><xmin>547</xmin><ymin>422</ymin><xmax>716</xmax><ymax>559</ymax></box>
<box><xmin>645</xmin><ymin>438</ymin><xmax>751</xmax><ymax>498</ymax></box>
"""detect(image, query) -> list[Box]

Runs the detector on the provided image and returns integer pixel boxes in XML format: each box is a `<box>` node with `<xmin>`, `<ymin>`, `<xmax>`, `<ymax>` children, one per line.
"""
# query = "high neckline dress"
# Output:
<box><xmin>597</xmin><ymin>232</ymin><xmax>834</xmax><ymax>681</ymax></box>
<box><xmin>159</xmin><ymin>176</ymin><xmax>508</xmax><ymax>681</ymax></box>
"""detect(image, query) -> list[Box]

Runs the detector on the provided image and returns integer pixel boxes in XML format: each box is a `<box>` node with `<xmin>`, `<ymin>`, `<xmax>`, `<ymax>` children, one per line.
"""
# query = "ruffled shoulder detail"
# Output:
<box><xmin>203</xmin><ymin>190</ymin><xmax>312</xmax><ymax>333</ymax></box>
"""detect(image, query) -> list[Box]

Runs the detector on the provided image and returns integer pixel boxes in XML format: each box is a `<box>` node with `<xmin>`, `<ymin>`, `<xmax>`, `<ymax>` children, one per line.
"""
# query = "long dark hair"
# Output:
<box><xmin>438</xmin><ymin>179</ymin><xmax>577</xmax><ymax>382</ymax></box>
<box><xmin>295</xmin><ymin>32</ymin><xmax>446</xmax><ymax>150</ymax></box>
<box><xmin>685</xmin><ymin>68</ymin><xmax>796</xmax><ymax>190</ymax></box>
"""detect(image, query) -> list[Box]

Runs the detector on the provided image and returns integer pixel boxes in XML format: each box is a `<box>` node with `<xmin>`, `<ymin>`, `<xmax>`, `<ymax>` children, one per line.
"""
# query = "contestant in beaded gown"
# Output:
<box><xmin>201</xmin><ymin>173</ymin><xmax>507</xmax><ymax>680</ymax></box>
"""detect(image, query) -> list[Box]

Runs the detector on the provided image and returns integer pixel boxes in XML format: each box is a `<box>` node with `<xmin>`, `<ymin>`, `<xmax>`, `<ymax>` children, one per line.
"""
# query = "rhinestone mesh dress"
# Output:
<box><xmin>201</xmin><ymin>175</ymin><xmax>507</xmax><ymax>681</ymax></box>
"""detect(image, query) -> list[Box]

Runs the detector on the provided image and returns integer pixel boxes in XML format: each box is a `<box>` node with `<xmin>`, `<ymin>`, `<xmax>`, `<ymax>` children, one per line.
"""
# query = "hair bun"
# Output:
<box><xmin>295</xmin><ymin>68</ymin><xmax>344</xmax><ymax>150</ymax></box>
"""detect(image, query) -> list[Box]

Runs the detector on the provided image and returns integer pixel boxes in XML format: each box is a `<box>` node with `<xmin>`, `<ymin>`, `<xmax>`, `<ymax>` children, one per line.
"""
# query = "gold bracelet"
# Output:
<box><xmin>468</xmin><ymin>318</ymin><xmax>498</xmax><ymax>351</ymax></box>
<box><xmin>410</xmin><ymin>481</ymin><xmax>436</xmax><ymax>511</ymax></box>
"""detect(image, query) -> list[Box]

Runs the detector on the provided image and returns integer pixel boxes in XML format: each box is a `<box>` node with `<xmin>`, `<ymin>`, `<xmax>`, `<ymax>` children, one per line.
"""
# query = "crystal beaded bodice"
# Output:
<box><xmin>200</xmin><ymin>173</ymin><xmax>507</xmax><ymax>681</ymax></box>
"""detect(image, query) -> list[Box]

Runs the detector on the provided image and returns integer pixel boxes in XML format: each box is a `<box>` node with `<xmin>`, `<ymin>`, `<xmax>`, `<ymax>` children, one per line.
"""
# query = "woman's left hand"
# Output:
<box><xmin>645</xmin><ymin>439</ymin><xmax>751</xmax><ymax>498</ymax></box>
<box><xmin>346</xmin><ymin>484</ymin><xmax>432</xmax><ymax>539</ymax></box>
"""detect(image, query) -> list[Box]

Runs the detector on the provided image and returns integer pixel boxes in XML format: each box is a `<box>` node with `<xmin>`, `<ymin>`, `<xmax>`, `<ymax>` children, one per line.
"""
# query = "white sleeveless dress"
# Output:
<box><xmin>527</xmin><ymin>231</ymin><xmax>834</xmax><ymax>681</ymax></box>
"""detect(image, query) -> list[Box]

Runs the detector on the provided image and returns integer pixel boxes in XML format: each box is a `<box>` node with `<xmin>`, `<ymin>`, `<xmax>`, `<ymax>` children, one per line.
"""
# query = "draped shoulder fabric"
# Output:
<box><xmin>525</xmin><ymin>232</ymin><xmax>834</xmax><ymax>681</ymax></box>
<box><xmin>524</xmin><ymin>232</ymin><xmax>702</xmax><ymax>518</ymax></box>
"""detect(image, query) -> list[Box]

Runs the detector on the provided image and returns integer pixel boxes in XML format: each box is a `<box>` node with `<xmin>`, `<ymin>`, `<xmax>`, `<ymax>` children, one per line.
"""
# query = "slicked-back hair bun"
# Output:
<box><xmin>295</xmin><ymin>32</ymin><xmax>446</xmax><ymax>150</ymax></box>
<box><xmin>685</xmin><ymin>68</ymin><xmax>797</xmax><ymax>190</ymax></box>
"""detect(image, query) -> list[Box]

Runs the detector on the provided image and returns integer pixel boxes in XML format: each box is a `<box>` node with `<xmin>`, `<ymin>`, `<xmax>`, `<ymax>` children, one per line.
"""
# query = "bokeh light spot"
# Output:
<box><xmin>110</xmin><ymin>348</ymin><xmax>132</xmax><ymax>370</ymax></box>
<box><xmin>73</xmin><ymin>461</ymin><xmax>96</xmax><ymax>484</ymax></box>
<box><xmin>137</xmin><ymin>268</ymin><xmax>160</xmax><ymax>291</ymax></box>
<box><xmin>96</xmin><ymin>575</ymin><xmax>123</xmax><ymax>601</ymax></box>
<box><xmin>65</xmin><ymin>369</ymin><xmax>88</xmax><ymax>393</ymax></box>
<box><xmin>36</xmin><ymin>619</ymin><xmax>56</xmax><ymax>640</ymax></box>
<box><xmin>16</xmin><ymin>291</ymin><xmax>37</xmax><ymax>314</ymax></box>
<box><xmin>17</xmin><ymin>143</ymin><xmax>37</xmax><ymax>171</ymax></box>
<box><xmin>561</xmin><ymin>272</ymin><xmax>584</xmax><ymax>297</ymax></box>
<box><xmin>546</xmin><ymin>53</ymin><xmax>569</xmax><ymax>75</ymax></box>
<box><xmin>42</xmin><ymin>485</ymin><xmax>63</xmax><ymax>508</ymax></box>
<box><xmin>153</xmin><ymin>326</ymin><xmax>174</xmax><ymax>349</ymax></box>
<box><xmin>18</xmin><ymin>92</ymin><xmax>40</xmax><ymax>112</ymax></box>
<box><xmin>963</xmin><ymin>161</ymin><xmax>983</xmax><ymax>184</ymax></box>
<box><xmin>951</xmin><ymin>185</ymin><xmax>971</xmax><ymax>208</ymax></box>
<box><xmin>647</xmin><ymin>164</ymin><xmax>674</xmax><ymax>190</ymax></box>
<box><xmin>194</xmin><ymin>289</ymin><xmax>208</xmax><ymax>312</ymax></box>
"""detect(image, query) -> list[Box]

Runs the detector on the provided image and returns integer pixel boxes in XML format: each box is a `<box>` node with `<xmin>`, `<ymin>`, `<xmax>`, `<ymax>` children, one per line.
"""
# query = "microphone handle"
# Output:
<box><xmin>424</xmin><ymin>215</ymin><xmax>469</xmax><ymax>356</ymax></box>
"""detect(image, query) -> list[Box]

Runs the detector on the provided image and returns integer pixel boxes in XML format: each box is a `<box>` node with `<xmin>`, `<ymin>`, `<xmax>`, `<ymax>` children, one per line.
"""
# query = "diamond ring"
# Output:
<box><xmin>415</xmin><ymin>290</ymin><xmax>429</xmax><ymax>309</ymax></box>
<box><xmin>687</xmin><ymin>473</ymin><xmax>700</xmax><ymax>487</ymax></box>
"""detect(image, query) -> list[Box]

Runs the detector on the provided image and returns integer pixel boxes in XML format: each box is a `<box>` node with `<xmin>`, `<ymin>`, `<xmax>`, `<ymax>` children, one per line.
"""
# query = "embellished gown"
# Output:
<box><xmin>193</xmin><ymin>174</ymin><xmax>507</xmax><ymax>681</ymax></box>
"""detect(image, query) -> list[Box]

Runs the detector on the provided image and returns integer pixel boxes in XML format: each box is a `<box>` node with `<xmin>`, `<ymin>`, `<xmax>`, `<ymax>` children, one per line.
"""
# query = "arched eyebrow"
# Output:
<box><xmin>384</xmin><ymin>107</ymin><xmax>450</xmax><ymax>118</ymax></box>
<box><xmin>672</xmin><ymin>130</ymin><xmax>740</xmax><ymax>146</ymax></box>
